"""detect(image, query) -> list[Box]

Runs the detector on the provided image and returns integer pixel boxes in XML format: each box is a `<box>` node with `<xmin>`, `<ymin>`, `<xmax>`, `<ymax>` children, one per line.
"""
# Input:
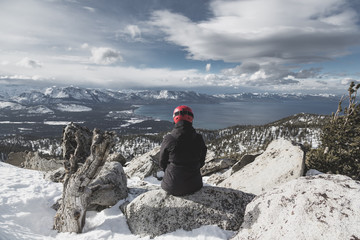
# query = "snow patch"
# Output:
<box><xmin>55</xmin><ymin>104</ymin><xmax>92</xmax><ymax>112</ymax></box>
<box><xmin>43</xmin><ymin>121</ymin><xmax>85</xmax><ymax>126</ymax></box>
<box><xmin>120</xmin><ymin>118</ymin><xmax>146</xmax><ymax>127</ymax></box>
<box><xmin>0</xmin><ymin>162</ymin><xmax>233</xmax><ymax>239</ymax></box>
<box><xmin>0</xmin><ymin>121</ymin><xmax>37</xmax><ymax>124</ymax></box>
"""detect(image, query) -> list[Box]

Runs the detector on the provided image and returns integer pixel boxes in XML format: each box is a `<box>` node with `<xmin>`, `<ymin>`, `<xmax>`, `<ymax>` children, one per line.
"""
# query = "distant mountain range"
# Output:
<box><xmin>0</xmin><ymin>86</ymin><xmax>339</xmax><ymax>106</ymax></box>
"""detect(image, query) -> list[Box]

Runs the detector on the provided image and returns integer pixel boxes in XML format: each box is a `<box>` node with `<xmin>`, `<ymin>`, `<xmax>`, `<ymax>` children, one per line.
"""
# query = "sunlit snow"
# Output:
<box><xmin>0</xmin><ymin>162</ymin><xmax>234</xmax><ymax>240</ymax></box>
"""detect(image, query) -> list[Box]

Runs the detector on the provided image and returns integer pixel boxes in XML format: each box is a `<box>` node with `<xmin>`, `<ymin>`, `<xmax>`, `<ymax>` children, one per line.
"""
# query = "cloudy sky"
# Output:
<box><xmin>0</xmin><ymin>0</ymin><xmax>360</xmax><ymax>93</ymax></box>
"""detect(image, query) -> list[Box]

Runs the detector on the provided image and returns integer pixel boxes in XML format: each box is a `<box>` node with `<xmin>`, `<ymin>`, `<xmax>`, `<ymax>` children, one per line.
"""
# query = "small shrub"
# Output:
<box><xmin>306</xmin><ymin>82</ymin><xmax>360</xmax><ymax>180</ymax></box>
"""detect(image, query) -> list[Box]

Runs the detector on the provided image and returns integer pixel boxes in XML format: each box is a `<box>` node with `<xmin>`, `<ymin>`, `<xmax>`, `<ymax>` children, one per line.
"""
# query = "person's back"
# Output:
<box><xmin>159</xmin><ymin>105</ymin><xmax>207</xmax><ymax>196</ymax></box>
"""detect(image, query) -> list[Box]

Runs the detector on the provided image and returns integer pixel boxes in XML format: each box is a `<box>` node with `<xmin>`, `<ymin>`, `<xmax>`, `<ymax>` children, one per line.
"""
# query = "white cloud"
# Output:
<box><xmin>16</xmin><ymin>57</ymin><xmax>42</xmax><ymax>68</ymax></box>
<box><xmin>81</xmin><ymin>43</ymin><xmax>89</xmax><ymax>49</ymax></box>
<box><xmin>126</xmin><ymin>25</ymin><xmax>142</xmax><ymax>40</ymax></box>
<box><xmin>0</xmin><ymin>0</ymin><xmax>109</xmax><ymax>55</ymax></box>
<box><xmin>218</xmin><ymin>62</ymin><xmax>324</xmax><ymax>87</ymax></box>
<box><xmin>83</xmin><ymin>6</ymin><xmax>95</xmax><ymax>13</ymax></box>
<box><xmin>222</xmin><ymin>62</ymin><xmax>260</xmax><ymax>75</ymax></box>
<box><xmin>206</xmin><ymin>63</ymin><xmax>211</xmax><ymax>72</ymax></box>
<box><xmin>90</xmin><ymin>47</ymin><xmax>123</xmax><ymax>65</ymax></box>
<box><xmin>151</xmin><ymin>0</ymin><xmax>360</xmax><ymax>65</ymax></box>
<box><xmin>0</xmin><ymin>0</ymin><xmax>358</xmax><ymax>94</ymax></box>
<box><xmin>341</xmin><ymin>78</ymin><xmax>360</xmax><ymax>85</ymax></box>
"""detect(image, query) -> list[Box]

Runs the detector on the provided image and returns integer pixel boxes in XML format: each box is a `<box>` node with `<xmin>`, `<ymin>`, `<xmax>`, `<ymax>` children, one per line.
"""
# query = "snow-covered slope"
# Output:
<box><xmin>13</xmin><ymin>86</ymin><xmax>116</xmax><ymax>104</ymax></box>
<box><xmin>0</xmin><ymin>101</ymin><xmax>25</xmax><ymax>110</ymax></box>
<box><xmin>0</xmin><ymin>162</ymin><xmax>234</xmax><ymax>240</ymax></box>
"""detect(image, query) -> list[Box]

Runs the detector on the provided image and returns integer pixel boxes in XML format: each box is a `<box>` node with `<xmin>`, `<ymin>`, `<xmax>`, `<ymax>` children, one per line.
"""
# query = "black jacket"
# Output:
<box><xmin>159</xmin><ymin>121</ymin><xmax>207</xmax><ymax>196</ymax></box>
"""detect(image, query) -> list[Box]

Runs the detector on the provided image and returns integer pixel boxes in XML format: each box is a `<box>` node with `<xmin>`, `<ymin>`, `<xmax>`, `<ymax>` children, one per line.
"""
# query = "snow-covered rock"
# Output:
<box><xmin>124</xmin><ymin>146</ymin><xmax>161</xmax><ymax>179</ymax></box>
<box><xmin>219</xmin><ymin>138</ymin><xmax>304</xmax><ymax>195</ymax></box>
<box><xmin>232</xmin><ymin>174</ymin><xmax>360</xmax><ymax>240</ymax></box>
<box><xmin>124</xmin><ymin>186</ymin><xmax>255</xmax><ymax>238</ymax></box>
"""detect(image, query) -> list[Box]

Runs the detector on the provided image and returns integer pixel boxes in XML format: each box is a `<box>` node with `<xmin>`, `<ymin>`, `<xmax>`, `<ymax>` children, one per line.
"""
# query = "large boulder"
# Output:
<box><xmin>124</xmin><ymin>186</ymin><xmax>255</xmax><ymax>238</ymax></box>
<box><xmin>232</xmin><ymin>174</ymin><xmax>360</xmax><ymax>240</ymax></box>
<box><xmin>124</xmin><ymin>146</ymin><xmax>161</xmax><ymax>179</ymax></box>
<box><xmin>87</xmin><ymin>161</ymin><xmax>128</xmax><ymax>210</ymax></box>
<box><xmin>219</xmin><ymin>138</ymin><xmax>304</xmax><ymax>195</ymax></box>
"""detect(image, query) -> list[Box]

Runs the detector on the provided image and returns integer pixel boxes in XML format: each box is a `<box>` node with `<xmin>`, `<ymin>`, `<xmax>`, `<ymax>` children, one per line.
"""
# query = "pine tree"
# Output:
<box><xmin>306</xmin><ymin>82</ymin><xmax>360</xmax><ymax>180</ymax></box>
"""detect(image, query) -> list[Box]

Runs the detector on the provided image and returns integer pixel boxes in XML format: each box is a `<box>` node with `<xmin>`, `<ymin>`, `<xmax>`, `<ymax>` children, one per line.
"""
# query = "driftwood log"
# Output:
<box><xmin>53</xmin><ymin>124</ymin><xmax>116</xmax><ymax>233</ymax></box>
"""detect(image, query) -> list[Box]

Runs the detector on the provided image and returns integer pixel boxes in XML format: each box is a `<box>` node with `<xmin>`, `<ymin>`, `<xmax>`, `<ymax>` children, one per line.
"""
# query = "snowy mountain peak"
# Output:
<box><xmin>156</xmin><ymin>90</ymin><xmax>173</xmax><ymax>99</ymax></box>
<box><xmin>44</xmin><ymin>87</ymin><xmax>70</xmax><ymax>99</ymax></box>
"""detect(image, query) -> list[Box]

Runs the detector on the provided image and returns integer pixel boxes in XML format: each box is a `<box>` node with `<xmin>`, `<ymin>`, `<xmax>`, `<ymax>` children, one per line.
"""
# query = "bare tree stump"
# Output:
<box><xmin>53</xmin><ymin>127</ymin><xmax>116</xmax><ymax>233</ymax></box>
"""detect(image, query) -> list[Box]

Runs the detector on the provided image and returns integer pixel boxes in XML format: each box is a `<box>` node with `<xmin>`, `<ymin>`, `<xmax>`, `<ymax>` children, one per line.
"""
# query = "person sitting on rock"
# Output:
<box><xmin>159</xmin><ymin>105</ymin><xmax>207</xmax><ymax>196</ymax></box>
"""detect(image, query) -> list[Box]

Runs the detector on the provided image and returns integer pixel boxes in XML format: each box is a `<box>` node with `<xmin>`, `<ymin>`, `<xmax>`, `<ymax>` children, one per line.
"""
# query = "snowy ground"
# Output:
<box><xmin>0</xmin><ymin>162</ymin><xmax>235</xmax><ymax>240</ymax></box>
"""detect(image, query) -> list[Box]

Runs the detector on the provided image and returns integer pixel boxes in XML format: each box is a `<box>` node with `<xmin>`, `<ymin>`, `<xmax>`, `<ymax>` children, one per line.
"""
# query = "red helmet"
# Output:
<box><xmin>173</xmin><ymin>105</ymin><xmax>194</xmax><ymax>124</ymax></box>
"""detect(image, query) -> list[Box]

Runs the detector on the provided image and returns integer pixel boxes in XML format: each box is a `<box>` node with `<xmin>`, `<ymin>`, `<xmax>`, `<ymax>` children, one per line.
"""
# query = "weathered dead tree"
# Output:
<box><xmin>61</xmin><ymin>123</ymin><xmax>92</xmax><ymax>175</ymax></box>
<box><xmin>53</xmin><ymin>124</ymin><xmax>118</xmax><ymax>233</ymax></box>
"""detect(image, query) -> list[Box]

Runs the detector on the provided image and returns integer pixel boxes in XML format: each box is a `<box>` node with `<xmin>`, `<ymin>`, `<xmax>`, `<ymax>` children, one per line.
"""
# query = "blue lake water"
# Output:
<box><xmin>134</xmin><ymin>100</ymin><xmax>339</xmax><ymax>130</ymax></box>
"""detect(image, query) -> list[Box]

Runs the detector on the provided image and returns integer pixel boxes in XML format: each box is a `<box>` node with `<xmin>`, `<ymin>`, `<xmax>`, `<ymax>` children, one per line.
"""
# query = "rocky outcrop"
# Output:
<box><xmin>22</xmin><ymin>151</ymin><xmax>63</xmax><ymax>171</ymax></box>
<box><xmin>232</xmin><ymin>174</ymin><xmax>360</xmax><ymax>240</ymax></box>
<box><xmin>6</xmin><ymin>151</ymin><xmax>27</xmax><ymax>167</ymax></box>
<box><xmin>124</xmin><ymin>186</ymin><xmax>255</xmax><ymax>238</ymax></box>
<box><xmin>124</xmin><ymin>146</ymin><xmax>161</xmax><ymax>179</ymax></box>
<box><xmin>219</xmin><ymin>138</ymin><xmax>304</xmax><ymax>195</ymax></box>
<box><xmin>6</xmin><ymin>150</ymin><xmax>63</xmax><ymax>172</ymax></box>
